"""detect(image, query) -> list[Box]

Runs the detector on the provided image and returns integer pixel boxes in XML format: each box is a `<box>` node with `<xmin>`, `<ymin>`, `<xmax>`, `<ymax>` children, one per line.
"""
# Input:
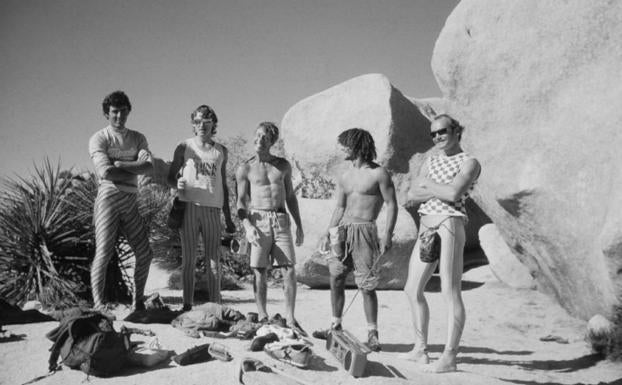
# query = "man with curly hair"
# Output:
<box><xmin>314</xmin><ymin>128</ymin><xmax>398</xmax><ymax>352</ymax></box>
<box><xmin>88</xmin><ymin>90</ymin><xmax>154</xmax><ymax>314</ymax></box>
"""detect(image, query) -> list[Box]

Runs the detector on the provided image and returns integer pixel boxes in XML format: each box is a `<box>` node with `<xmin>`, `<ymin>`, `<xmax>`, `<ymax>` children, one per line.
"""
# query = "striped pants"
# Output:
<box><xmin>179</xmin><ymin>203</ymin><xmax>223</xmax><ymax>305</ymax></box>
<box><xmin>91</xmin><ymin>187</ymin><xmax>153</xmax><ymax>307</ymax></box>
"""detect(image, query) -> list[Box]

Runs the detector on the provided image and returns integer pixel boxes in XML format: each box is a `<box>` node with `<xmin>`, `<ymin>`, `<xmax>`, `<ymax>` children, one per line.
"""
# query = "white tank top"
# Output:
<box><xmin>178</xmin><ymin>139</ymin><xmax>225</xmax><ymax>208</ymax></box>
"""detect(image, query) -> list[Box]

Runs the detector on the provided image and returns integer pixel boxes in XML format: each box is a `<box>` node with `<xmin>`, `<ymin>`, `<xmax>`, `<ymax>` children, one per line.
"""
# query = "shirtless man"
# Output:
<box><xmin>313</xmin><ymin>128</ymin><xmax>397</xmax><ymax>352</ymax></box>
<box><xmin>88</xmin><ymin>90</ymin><xmax>153</xmax><ymax>314</ymax></box>
<box><xmin>235</xmin><ymin>121</ymin><xmax>306</xmax><ymax>335</ymax></box>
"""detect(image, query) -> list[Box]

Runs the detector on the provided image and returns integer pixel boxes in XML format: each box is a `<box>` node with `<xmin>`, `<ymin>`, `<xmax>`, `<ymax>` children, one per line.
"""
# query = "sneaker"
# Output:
<box><xmin>264</xmin><ymin>342</ymin><xmax>312</xmax><ymax>369</ymax></box>
<box><xmin>287</xmin><ymin>320</ymin><xmax>308</xmax><ymax>338</ymax></box>
<box><xmin>367</xmin><ymin>329</ymin><xmax>381</xmax><ymax>352</ymax></box>
<box><xmin>312</xmin><ymin>323</ymin><xmax>342</xmax><ymax>340</ymax></box>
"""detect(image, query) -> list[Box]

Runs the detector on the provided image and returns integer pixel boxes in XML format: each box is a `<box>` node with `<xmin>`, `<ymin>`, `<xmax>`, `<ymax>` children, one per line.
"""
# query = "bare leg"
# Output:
<box><xmin>253</xmin><ymin>268</ymin><xmax>269</xmax><ymax>320</ymax></box>
<box><xmin>424</xmin><ymin>218</ymin><xmax>465</xmax><ymax>373</ymax></box>
<box><xmin>283</xmin><ymin>265</ymin><xmax>297</xmax><ymax>324</ymax></box>
<box><xmin>330</xmin><ymin>272</ymin><xmax>347</xmax><ymax>319</ymax></box>
<box><xmin>401</xmin><ymin>236</ymin><xmax>436</xmax><ymax>364</ymax></box>
<box><xmin>361</xmin><ymin>289</ymin><xmax>378</xmax><ymax>325</ymax></box>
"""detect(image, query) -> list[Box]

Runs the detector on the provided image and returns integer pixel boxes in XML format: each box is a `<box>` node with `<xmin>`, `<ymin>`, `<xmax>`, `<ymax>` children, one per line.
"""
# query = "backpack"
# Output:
<box><xmin>46</xmin><ymin>313</ymin><xmax>129</xmax><ymax>377</ymax></box>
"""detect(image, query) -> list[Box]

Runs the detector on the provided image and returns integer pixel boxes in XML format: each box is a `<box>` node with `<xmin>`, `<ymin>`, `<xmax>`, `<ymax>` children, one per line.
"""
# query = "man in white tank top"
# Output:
<box><xmin>167</xmin><ymin>105</ymin><xmax>236</xmax><ymax>310</ymax></box>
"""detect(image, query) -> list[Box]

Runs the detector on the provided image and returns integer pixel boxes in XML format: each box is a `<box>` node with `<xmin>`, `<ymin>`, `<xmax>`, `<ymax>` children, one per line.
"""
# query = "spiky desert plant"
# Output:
<box><xmin>0</xmin><ymin>159</ymin><xmax>93</xmax><ymax>306</ymax></box>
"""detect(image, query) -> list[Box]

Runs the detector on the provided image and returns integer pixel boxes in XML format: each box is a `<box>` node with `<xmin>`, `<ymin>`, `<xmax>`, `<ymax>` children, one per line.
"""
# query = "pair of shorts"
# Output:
<box><xmin>248</xmin><ymin>210</ymin><xmax>295</xmax><ymax>268</ymax></box>
<box><xmin>327</xmin><ymin>222</ymin><xmax>380</xmax><ymax>291</ymax></box>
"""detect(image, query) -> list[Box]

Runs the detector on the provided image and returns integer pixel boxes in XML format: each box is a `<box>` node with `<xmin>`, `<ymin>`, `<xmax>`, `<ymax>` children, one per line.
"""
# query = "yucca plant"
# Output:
<box><xmin>0</xmin><ymin>159</ymin><xmax>93</xmax><ymax>306</ymax></box>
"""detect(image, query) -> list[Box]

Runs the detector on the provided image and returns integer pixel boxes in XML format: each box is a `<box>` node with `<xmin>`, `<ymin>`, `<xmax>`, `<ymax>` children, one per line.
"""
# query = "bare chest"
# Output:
<box><xmin>249</xmin><ymin>162</ymin><xmax>284</xmax><ymax>186</ymax></box>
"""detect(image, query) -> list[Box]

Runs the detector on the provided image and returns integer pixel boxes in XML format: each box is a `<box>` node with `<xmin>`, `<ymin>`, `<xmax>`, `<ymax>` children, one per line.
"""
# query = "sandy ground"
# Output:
<box><xmin>1</xmin><ymin>266</ymin><xmax>621</xmax><ymax>385</ymax></box>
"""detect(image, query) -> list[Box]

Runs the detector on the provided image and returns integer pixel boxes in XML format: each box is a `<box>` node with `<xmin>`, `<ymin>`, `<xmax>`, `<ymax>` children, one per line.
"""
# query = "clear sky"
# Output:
<box><xmin>0</xmin><ymin>0</ymin><xmax>457</xmax><ymax>178</ymax></box>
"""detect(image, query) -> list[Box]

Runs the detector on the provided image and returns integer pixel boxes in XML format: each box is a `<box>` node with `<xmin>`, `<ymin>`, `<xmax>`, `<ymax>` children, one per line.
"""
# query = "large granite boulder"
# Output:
<box><xmin>432</xmin><ymin>0</ymin><xmax>622</xmax><ymax>319</ymax></box>
<box><xmin>282</xmin><ymin>75</ymin><xmax>490</xmax><ymax>288</ymax></box>
<box><xmin>479</xmin><ymin>224</ymin><xmax>536</xmax><ymax>289</ymax></box>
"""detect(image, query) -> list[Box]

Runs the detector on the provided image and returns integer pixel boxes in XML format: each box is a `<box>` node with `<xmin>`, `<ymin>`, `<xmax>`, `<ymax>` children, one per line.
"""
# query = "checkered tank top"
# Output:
<box><xmin>418</xmin><ymin>152</ymin><xmax>477</xmax><ymax>218</ymax></box>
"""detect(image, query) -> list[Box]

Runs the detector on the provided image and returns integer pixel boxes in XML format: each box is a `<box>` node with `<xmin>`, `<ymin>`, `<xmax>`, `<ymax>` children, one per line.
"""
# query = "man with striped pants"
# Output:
<box><xmin>88</xmin><ymin>90</ymin><xmax>154</xmax><ymax>313</ymax></box>
<box><xmin>167</xmin><ymin>105</ymin><xmax>236</xmax><ymax>310</ymax></box>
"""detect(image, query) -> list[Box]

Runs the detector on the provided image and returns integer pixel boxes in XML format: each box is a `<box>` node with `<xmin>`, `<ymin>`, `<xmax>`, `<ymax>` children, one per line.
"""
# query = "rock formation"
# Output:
<box><xmin>431</xmin><ymin>0</ymin><xmax>622</xmax><ymax>319</ymax></box>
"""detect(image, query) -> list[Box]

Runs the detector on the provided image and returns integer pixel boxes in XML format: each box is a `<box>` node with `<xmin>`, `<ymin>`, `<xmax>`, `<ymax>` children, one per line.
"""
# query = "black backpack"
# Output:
<box><xmin>46</xmin><ymin>313</ymin><xmax>129</xmax><ymax>377</ymax></box>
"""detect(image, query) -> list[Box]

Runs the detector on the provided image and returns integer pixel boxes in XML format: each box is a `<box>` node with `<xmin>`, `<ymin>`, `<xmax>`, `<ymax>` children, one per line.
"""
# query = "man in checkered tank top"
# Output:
<box><xmin>399</xmin><ymin>114</ymin><xmax>481</xmax><ymax>372</ymax></box>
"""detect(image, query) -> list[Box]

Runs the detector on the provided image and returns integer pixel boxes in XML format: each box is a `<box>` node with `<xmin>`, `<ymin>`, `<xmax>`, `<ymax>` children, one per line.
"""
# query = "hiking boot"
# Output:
<box><xmin>287</xmin><ymin>319</ymin><xmax>308</xmax><ymax>338</ymax></box>
<box><xmin>312</xmin><ymin>323</ymin><xmax>342</xmax><ymax>340</ymax></box>
<box><xmin>367</xmin><ymin>329</ymin><xmax>381</xmax><ymax>352</ymax></box>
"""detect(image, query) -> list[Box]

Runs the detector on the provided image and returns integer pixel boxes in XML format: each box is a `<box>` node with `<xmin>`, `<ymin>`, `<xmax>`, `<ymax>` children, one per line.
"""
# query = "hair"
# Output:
<box><xmin>337</xmin><ymin>128</ymin><xmax>377</xmax><ymax>163</ymax></box>
<box><xmin>257</xmin><ymin>121</ymin><xmax>279</xmax><ymax>145</ymax></box>
<box><xmin>191</xmin><ymin>105</ymin><xmax>218</xmax><ymax>124</ymax></box>
<box><xmin>434</xmin><ymin>113</ymin><xmax>464</xmax><ymax>140</ymax></box>
<box><xmin>102</xmin><ymin>91</ymin><xmax>131</xmax><ymax>115</ymax></box>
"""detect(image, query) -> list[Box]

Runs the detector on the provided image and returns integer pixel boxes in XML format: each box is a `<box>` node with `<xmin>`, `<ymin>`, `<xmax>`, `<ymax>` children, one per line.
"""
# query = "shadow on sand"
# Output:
<box><xmin>382</xmin><ymin>343</ymin><xmax>533</xmax><ymax>355</ymax></box>
<box><xmin>459</xmin><ymin>352</ymin><xmax>602</xmax><ymax>373</ymax></box>
<box><xmin>424</xmin><ymin>276</ymin><xmax>485</xmax><ymax>292</ymax></box>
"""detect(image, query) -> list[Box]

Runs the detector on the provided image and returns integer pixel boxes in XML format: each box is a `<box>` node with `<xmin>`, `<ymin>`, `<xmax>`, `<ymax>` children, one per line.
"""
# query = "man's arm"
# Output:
<box><xmin>319</xmin><ymin>177</ymin><xmax>346</xmax><ymax>251</ymax></box>
<box><xmin>283</xmin><ymin>161</ymin><xmax>304</xmax><ymax>246</ymax></box>
<box><xmin>167</xmin><ymin>143</ymin><xmax>186</xmax><ymax>188</ymax></box>
<box><xmin>89</xmin><ymin>133</ymin><xmax>134</xmax><ymax>182</ymax></box>
<box><xmin>378</xmin><ymin>168</ymin><xmax>398</xmax><ymax>253</ymax></box>
<box><xmin>114</xmin><ymin>134</ymin><xmax>153</xmax><ymax>175</ymax></box>
<box><xmin>418</xmin><ymin>158</ymin><xmax>481</xmax><ymax>202</ymax></box>
<box><xmin>405</xmin><ymin>158</ymin><xmax>434</xmax><ymax>206</ymax></box>
<box><xmin>220</xmin><ymin>146</ymin><xmax>235</xmax><ymax>233</ymax></box>
<box><xmin>235</xmin><ymin>161</ymin><xmax>261</xmax><ymax>246</ymax></box>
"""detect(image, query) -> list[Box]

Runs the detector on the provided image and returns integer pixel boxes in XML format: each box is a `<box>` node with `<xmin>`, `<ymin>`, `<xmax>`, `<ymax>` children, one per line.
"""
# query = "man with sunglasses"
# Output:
<box><xmin>168</xmin><ymin>105</ymin><xmax>236</xmax><ymax>310</ymax></box>
<box><xmin>401</xmin><ymin>114</ymin><xmax>481</xmax><ymax>372</ymax></box>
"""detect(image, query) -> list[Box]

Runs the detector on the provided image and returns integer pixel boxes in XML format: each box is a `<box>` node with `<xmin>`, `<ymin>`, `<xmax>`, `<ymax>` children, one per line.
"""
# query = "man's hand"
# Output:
<box><xmin>177</xmin><ymin>177</ymin><xmax>187</xmax><ymax>190</ymax></box>
<box><xmin>295</xmin><ymin>227</ymin><xmax>304</xmax><ymax>247</ymax></box>
<box><xmin>243</xmin><ymin>221</ymin><xmax>260</xmax><ymax>247</ymax></box>
<box><xmin>380</xmin><ymin>237</ymin><xmax>393</xmax><ymax>255</ymax></box>
<box><xmin>224</xmin><ymin>220</ymin><xmax>236</xmax><ymax>234</ymax></box>
<box><xmin>318</xmin><ymin>233</ymin><xmax>330</xmax><ymax>254</ymax></box>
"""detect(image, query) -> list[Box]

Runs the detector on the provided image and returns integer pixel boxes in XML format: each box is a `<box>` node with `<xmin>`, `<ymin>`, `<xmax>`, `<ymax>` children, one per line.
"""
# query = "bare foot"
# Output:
<box><xmin>423</xmin><ymin>352</ymin><xmax>457</xmax><ymax>373</ymax></box>
<box><xmin>397</xmin><ymin>349</ymin><xmax>430</xmax><ymax>364</ymax></box>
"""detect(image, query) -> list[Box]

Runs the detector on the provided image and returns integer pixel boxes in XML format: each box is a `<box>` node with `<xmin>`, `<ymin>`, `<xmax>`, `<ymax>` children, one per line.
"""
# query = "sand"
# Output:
<box><xmin>1</xmin><ymin>266</ymin><xmax>621</xmax><ymax>385</ymax></box>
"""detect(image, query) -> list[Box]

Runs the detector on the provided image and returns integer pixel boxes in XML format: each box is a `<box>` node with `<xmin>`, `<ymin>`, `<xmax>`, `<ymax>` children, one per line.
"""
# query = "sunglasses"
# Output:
<box><xmin>430</xmin><ymin>128</ymin><xmax>448</xmax><ymax>138</ymax></box>
<box><xmin>193</xmin><ymin>119</ymin><xmax>214</xmax><ymax>125</ymax></box>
